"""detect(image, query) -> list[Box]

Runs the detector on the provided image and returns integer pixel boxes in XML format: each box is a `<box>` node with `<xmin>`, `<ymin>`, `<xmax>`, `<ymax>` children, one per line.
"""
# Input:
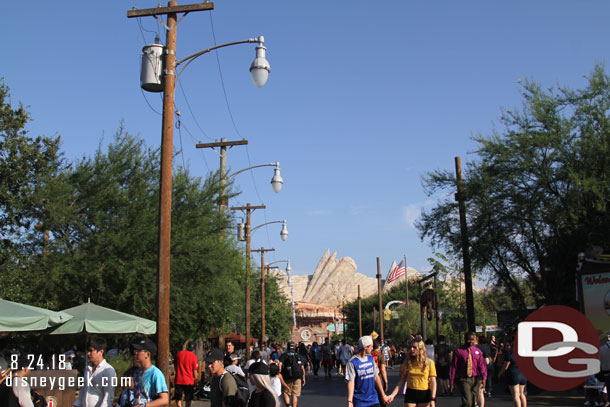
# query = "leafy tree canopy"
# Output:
<box><xmin>0</xmin><ymin>79</ymin><xmax>292</xmax><ymax>350</ymax></box>
<box><xmin>417</xmin><ymin>65</ymin><xmax>610</xmax><ymax>309</ymax></box>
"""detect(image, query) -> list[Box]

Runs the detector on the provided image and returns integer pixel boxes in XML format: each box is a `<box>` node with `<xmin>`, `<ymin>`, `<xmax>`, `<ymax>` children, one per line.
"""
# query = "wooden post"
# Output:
<box><xmin>377</xmin><ymin>257</ymin><xmax>384</xmax><ymax>344</ymax></box>
<box><xmin>358</xmin><ymin>285</ymin><xmax>362</xmax><ymax>338</ymax></box>
<box><xmin>434</xmin><ymin>273</ymin><xmax>440</xmax><ymax>341</ymax></box>
<box><xmin>196</xmin><ymin>139</ymin><xmax>248</xmax><ymax>214</ymax></box>
<box><xmin>156</xmin><ymin>2</ymin><xmax>177</xmax><ymax>390</ymax></box>
<box><xmin>230</xmin><ymin>204</ymin><xmax>265</xmax><ymax>359</ymax></box>
<box><xmin>127</xmin><ymin>2</ymin><xmax>215</xmax><ymax>394</ymax></box>
<box><xmin>455</xmin><ymin>156</ymin><xmax>476</xmax><ymax>333</ymax></box>
<box><xmin>253</xmin><ymin>247</ymin><xmax>275</xmax><ymax>348</ymax></box>
<box><xmin>419</xmin><ymin>280</ymin><xmax>426</xmax><ymax>341</ymax></box>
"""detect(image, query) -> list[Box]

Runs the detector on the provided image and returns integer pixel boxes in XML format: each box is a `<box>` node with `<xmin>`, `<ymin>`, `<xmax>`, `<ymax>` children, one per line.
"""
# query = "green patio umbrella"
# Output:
<box><xmin>50</xmin><ymin>301</ymin><xmax>156</xmax><ymax>335</ymax></box>
<box><xmin>0</xmin><ymin>299</ymin><xmax>73</xmax><ymax>332</ymax></box>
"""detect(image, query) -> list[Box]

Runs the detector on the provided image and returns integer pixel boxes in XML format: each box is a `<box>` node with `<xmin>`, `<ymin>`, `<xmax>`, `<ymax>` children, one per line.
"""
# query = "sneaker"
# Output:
<box><xmin>584</xmin><ymin>402</ymin><xmax>590</xmax><ymax>406</ymax></box>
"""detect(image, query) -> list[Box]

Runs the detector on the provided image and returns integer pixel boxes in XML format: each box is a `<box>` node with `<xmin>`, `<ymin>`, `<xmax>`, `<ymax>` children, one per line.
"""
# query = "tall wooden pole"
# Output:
<box><xmin>419</xmin><ymin>280</ymin><xmax>426</xmax><ymax>341</ymax></box>
<box><xmin>231</xmin><ymin>204</ymin><xmax>265</xmax><ymax>359</ymax></box>
<box><xmin>434</xmin><ymin>273</ymin><xmax>440</xmax><ymax>341</ymax></box>
<box><xmin>455</xmin><ymin>157</ymin><xmax>476</xmax><ymax>333</ymax></box>
<box><xmin>127</xmin><ymin>2</ymin><xmax>215</xmax><ymax>391</ymax></box>
<box><xmin>196</xmin><ymin>138</ymin><xmax>248</xmax><ymax>214</ymax></box>
<box><xmin>358</xmin><ymin>285</ymin><xmax>362</xmax><ymax>338</ymax></box>
<box><xmin>156</xmin><ymin>2</ymin><xmax>177</xmax><ymax>387</ymax></box>
<box><xmin>377</xmin><ymin>257</ymin><xmax>384</xmax><ymax>344</ymax></box>
<box><xmin>253</xmin><ymin>247</ymin><xmax>274</xmax><ymax>348</ymax></box>
<box><xmin>245</xmin><ymin>207</ymin><xmax>252</xmax><ymax>358</ymax></box>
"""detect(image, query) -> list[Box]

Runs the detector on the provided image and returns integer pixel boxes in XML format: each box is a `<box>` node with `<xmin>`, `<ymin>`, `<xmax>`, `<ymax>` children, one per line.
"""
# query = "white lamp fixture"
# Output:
<box><xmin>285</xmin><ymin>260</ymin><xmax>292</xmax><ymax>275</ymax></box>
<box><xmin>271</xmin><ymin>163</ymin><xmax>283</xmax><ymax>193</ymax></box>
<box><xmin>280</xmin><ymin>220</ymin><xmax>288</xmax><ymax>241</ymax></box>
<box><xmin>250</xmin><ymin>36</ymin><xmax>271</xmax><ymax>88</ymax></box>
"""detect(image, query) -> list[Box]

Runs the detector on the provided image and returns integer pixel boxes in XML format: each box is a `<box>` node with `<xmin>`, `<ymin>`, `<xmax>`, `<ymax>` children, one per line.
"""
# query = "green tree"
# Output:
<box><xmin>417</xmin><ymin>66</ymin><xmax>610</xmax><ymax>309</ymax></box>
<box><xmin>0</xmin><ymin>79</ymin><xmax>62</xmax><ymax>302</ymax></box>
<box><xmin>17</xmin><ymin>128</ymin><xmax>245</xmax><ymax>349</ymax></box>
<box><xmin>249</xmin><ymin>271</ymin><xmax>293</xmax><ymax>342</ymax></box>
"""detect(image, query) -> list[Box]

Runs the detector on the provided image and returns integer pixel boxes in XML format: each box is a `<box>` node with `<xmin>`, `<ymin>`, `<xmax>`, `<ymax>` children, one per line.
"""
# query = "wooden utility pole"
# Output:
<box><xmin>376</xmin><ymin>257</ymin><xmax>384</xmax><ymax>344</ymax></box>
<box><xmin>419</xmin><ymin>280</ymin><xmax>426</xmax><ymax>341</ymax></box>
<box><xmin>230</xmin><ymin>204</ymin><xmax>265</xmax><ymax>359</ymax></box>
<box><xmin>358</xmin><ymin>285</ymin><xmax>362</xmax><ymax>337</ymax></box>
<box><xmin>127</xmin><ymin>1</ymin><xmax>214</xmax><ymax>389</ymax></box>
<box><xmin>454</xmin><ymin>157</ymin><xmax>476</xmax><ymax>333</ymax></box>
<box><xmin>434</xmin><ymin>273</ymin><xmax>440</xmax><ymax>341</ymax></box>
<box><xmin>253</xmin><ymin>247</ymin><xmax>274</xmax><ymax>347</ymax></box>
<box><xmin>196</xmin><ymin>138</ymin><xmax>248</xmax><ymax>214</ymax></box>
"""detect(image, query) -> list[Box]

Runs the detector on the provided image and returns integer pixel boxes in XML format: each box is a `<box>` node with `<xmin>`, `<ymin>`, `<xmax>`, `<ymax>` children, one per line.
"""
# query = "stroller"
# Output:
<box><xmin>193</xmin><ymin>379</ymin><xmax>211</xmax><ymax>400</ymax></box>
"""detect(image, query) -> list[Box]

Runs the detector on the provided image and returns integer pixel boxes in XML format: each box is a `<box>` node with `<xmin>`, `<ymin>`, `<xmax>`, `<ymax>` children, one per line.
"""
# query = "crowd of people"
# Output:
<box><xmin>1</xmin><ymin>331</ymin><xmax>608</xmax><ymax>407</ymax></box>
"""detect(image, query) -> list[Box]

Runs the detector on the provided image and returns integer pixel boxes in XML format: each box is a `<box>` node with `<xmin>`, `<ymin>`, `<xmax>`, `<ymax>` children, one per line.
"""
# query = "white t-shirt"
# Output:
<box><xmin>270</xmin><ymin>376</ymin><xmax>281</xmax><ymax>397</ymax></box>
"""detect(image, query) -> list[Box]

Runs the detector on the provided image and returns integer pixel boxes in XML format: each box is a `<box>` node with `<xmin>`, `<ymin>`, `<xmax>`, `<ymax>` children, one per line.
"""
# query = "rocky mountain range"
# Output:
<box><xmin>270</xmin><ymin>249</ymin><xmax>420</xmax><ymax>307</ymax></box>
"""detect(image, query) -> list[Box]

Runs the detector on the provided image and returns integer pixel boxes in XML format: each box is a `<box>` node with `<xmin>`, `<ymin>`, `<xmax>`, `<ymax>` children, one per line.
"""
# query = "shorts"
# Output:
<box><xmin>322</xmin><ymin>358</ymin><xmax>333</xmax><ymax>367</ymax></box>
<box><xmin>282</xmin><ymin>379</ymin><xmax>302</xmax><ymax>397</ymax></box>
<box><xmin>507</xmin><ymin>371</ymin><xmax>527</xmax><ymax>386</ymax></box>
<box><xmin>173</xmin><ymin>384</ymin><xmax>194</xmax><ymax>401</ymax></box>
<box><xmin>436</xmin><ymin>365</ymin><xmax>450</xmax><ymax>380</ymax></box>
<box><xmin>404</xmin><ymin>388</ymin><xmax>431</xmax><ymax>404</ymax></box>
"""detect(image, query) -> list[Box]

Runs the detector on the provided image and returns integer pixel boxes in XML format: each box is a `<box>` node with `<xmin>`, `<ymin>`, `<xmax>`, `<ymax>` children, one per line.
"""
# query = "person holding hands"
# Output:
<box><xmin>387</xmin><ymin>336</ymin><xmax>437</xmax><ymax>407</ymax></box>
<box><xmin>346</xmin><ymin>336</ymin><xmax>392</xmax><ymax>407</ymax></box>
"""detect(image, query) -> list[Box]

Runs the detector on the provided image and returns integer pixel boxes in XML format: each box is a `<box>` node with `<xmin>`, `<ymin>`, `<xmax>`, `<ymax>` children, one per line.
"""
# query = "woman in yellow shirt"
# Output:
<box><xmin>387</xmin><ymin>338</ymin><xmax>437</xmax><ymax>407</ymax></box>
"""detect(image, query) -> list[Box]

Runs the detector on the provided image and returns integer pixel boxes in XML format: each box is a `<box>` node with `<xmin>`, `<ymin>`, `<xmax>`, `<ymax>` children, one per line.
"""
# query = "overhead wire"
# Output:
<box><xmin>136</xmin><ymin>7</ymin><xmax>213</xmax><ymax>177</ymax></box>
<box><xmin>208</xmin><ymin>13</ymin><xmax>275</xmax><ymax>258</ymax></box>
<box><xmin>177</xmin><ymin>80</ymin><xmax>215</xmax><ymax>141</ymax></box>
<box><xmin>175</xmin><ymin>113</ymin><xmax>187</xmax><ymax>170</ymax></box>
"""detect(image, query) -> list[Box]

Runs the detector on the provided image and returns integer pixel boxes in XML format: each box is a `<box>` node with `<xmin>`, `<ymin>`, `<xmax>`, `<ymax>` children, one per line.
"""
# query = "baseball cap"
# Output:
<box><xmin>229</xmin><ymin>352</ymin><xmax>241</xmax><ymax>361</ymax></box>
<box><xmin>287</xmin><ymin>341</ymin><xmax>295</xmax><ymax>351</ymax></box>
<box><xmin>131</xmin><ymin>338</ymin><xmax>157</xmax><ymax>356</ymax></box>
<box><xmin>358</xmin><ymin>336</ymin><xmax>373</xmax><ymax>348</ymax></box>
<box><xmin>205</xmin><ymin>348</ymin><xmax>224</xmax><ymax>364</ymax></box>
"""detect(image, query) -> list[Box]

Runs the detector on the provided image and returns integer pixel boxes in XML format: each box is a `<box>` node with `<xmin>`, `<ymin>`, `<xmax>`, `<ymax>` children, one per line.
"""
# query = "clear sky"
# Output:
<box><xmin>2</xmin><ymin>1</ymin><xmax>609</xmax><ymax>280</ymax></box>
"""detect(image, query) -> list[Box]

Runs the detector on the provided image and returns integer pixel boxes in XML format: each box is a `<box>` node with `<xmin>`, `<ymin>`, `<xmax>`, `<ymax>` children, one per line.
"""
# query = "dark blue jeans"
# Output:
<box><xmin>485</xmin><ymin>363</ymin><xmax>494</xmax><ymax>393</ymax></box>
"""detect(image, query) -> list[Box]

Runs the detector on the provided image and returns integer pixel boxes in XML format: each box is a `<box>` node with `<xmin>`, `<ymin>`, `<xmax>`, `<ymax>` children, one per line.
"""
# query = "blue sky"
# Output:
<box><xmin>2</xmin><ymin>1</ymin><xmax>609</xmax><ymax>280</ymax></box>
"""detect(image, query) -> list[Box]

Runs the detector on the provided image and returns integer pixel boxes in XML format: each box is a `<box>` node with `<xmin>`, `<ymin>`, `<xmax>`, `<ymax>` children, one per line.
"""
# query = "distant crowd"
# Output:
<box><xmin>1</xmin><ymin>331</ymin><xmax>609</xmax><ymax>407</ymax></box>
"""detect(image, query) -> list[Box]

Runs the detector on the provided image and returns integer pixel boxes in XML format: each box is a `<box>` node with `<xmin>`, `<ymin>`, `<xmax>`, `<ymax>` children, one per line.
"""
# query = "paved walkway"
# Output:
<box><xmin>191</xmin><ymin>367</ymin><xmax>590</xmax><ymax>407</ymax></box>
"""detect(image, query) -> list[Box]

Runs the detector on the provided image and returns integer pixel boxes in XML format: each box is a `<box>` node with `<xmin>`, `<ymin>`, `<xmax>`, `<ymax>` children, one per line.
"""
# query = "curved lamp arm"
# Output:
<box><xmin>251</xmin><ymin>219</ymin><xmax>288</xmax><ymax>241</ymax></box>
<box><xmin>228</xmin><ymin>162</ymin><xmax>278</xmax><ymax>179</ymax></box>
<box><xmin>175</xmin><ymin>36</ymin><xmax>270</xmax><ymax>86</ymax></box>
<box><xmin>228</xmin><ymin>162</ymin><xmax>283</xmax><ymax>193</ymax></box>
<box><xmin>267</xmin><ymin>259</ymin><xmax>291</xmax><ymax>274</ymax></box>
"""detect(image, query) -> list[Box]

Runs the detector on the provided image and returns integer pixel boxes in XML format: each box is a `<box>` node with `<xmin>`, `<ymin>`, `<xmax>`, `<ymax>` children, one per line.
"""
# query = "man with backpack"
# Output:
<box><xmin>279</xmin><ymin>342</ymin><xmax>305</xmax><ymax>407</ymax></box>
<box><xmin>206</xmin><ymin>348</ymin><xmax>250</xmax><ymax>407</ymax></box>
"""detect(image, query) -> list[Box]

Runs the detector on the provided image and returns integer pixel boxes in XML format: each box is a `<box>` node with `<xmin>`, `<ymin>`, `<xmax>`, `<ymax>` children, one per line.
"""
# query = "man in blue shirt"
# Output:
<box><xmin>346</xmin><ymin>336</ymin><xmax>390</xmax><ymax>407</ymax></box>
<box><xmin>131</xmin><ymin>339</ymin><xmax>169</xmax><ymax>407</ymax></box>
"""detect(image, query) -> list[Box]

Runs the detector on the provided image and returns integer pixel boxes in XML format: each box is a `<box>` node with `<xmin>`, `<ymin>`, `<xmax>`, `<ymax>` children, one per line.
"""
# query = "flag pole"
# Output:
<box><xmin>404</xmin><ymin>253</ymin><xmax>408</xmax><ymax>309</ymax></box>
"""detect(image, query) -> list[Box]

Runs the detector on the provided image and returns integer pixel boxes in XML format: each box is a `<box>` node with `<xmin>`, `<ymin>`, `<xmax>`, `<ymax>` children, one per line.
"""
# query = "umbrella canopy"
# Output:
<box><xmin>50</xmin><ymin>302</ymin><xmax>156</xmax><ymax>335</ymax></box>
<box><xmin>0</xmin><ymin>299</ymin><xmax>73</xmax><ymax>332</ymax></box>
<box><xmin>221</xmin><ymin>332</ymin><xmax>258</xmax><ymax>344</ymax></box>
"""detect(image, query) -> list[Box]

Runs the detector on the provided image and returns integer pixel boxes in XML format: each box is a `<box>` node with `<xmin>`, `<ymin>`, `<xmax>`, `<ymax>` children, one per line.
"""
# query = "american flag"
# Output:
<box><xmin>386</xmin><ymin>259</ymin><xmax>406</xmax><ymax>283</ymax></box>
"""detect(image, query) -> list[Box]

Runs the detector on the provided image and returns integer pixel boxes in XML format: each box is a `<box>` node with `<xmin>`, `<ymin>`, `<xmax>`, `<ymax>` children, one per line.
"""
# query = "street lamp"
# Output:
<box><xmin>228</xmin><ymin>162</ymin><xmax>283</xmax><ymax>194</ymax></box>
<box><xmin>129</xmin><ymin>1</ymin><xmax>270</xmax><ymax>382</ymax></box>
<box><xmin>250</xmin><ymin>220</ymin><xmax>288</xmax><ymax>241</ymax></box>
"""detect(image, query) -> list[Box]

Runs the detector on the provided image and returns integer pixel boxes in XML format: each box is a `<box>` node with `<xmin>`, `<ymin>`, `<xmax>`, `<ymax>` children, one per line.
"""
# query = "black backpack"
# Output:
<box><xmin>282</xmin><ymin>352</ymin><xmax>302</xmax><ymax>381</ymax></box>
<box><xmin>220</xmin><ymin>372</ymin><xmax>250</xmax><ymax>407</ymax></box>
